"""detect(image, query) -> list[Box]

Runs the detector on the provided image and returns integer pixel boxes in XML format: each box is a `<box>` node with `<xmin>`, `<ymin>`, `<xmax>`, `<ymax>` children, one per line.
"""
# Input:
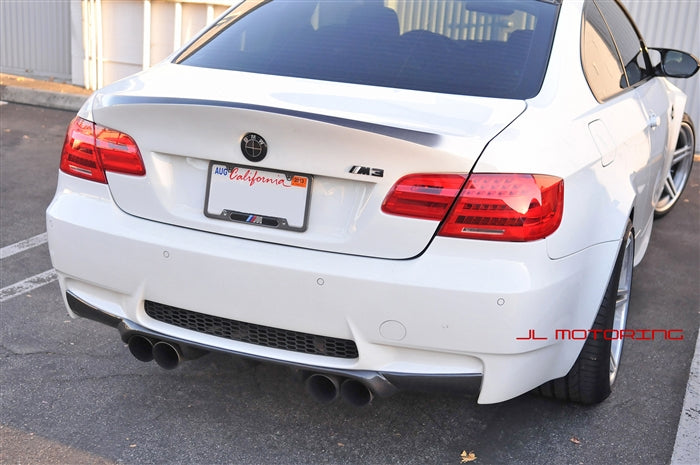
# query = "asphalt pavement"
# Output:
<box><xmin>0</xmin><ymin>76</ymin><xmax>698</xmax><ymax>465</ymax></box>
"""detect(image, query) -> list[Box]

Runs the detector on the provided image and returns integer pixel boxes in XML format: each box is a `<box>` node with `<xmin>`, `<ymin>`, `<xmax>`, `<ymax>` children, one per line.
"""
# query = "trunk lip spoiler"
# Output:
<box><xmin>97</xmin><ymin>95</ymin><xmax>442</xmax><ymax>148</ymax></box>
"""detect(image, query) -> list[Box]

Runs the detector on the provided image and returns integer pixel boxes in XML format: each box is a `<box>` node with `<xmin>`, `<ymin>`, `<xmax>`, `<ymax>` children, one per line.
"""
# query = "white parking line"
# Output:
<box><xmin>0</xmin><ymin>269</ymin><xmax>58</xmax><ymax>303</ymax></box>
<box><xmin>0</xmin><ymin>232</ymin><xmax>48</xmax><ymax>259</ymax></box>
<box><xmin>671</xmin><ymin>331</ymin><xmax>700</xmax><ymax>464</ymax></box>
<box><xmin>0</xmin><ymin>233</ymin><xmax>57</xmax><ymax>302</ymax></box>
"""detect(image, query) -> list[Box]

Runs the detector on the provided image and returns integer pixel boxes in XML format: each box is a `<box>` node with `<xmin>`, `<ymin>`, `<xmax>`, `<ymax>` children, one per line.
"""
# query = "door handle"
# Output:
<box><xmin>648</xmin><ymin>112</ymin><xmax>660</xmax><ymax>129</ymax></box>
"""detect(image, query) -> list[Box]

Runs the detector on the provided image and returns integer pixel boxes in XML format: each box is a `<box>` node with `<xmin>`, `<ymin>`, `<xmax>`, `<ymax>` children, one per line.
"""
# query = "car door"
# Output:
<box><xmin>595</xmin><ymin>0</ymin><xmax>672</xmax><ymax>227</ymax></box>
<box><xmin>581</xmin><ymin>0</ymin><xmax>669</xmax><ymax>249</ymax></box>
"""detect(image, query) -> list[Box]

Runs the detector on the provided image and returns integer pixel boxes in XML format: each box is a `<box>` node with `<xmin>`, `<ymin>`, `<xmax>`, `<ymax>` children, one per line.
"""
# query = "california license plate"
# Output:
<box><xmin>204</xmin><ymin>162</ymin><xmax>312</xmax><ymax>231</ymax></box>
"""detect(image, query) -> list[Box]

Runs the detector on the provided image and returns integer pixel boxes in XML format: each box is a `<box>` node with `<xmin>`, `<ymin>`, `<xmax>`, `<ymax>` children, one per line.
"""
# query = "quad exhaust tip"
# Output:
<box><xmin>152</xmin><ymin>341</ymin><xmax>182</xmax><ymax>370</ymax></box>
<box><xmin>305</xmin><ymin>374</ymin><xmax>341</xmax><ymax>403</ymax></box>
<box><xmin>127</xmin><ymin>336</ymin><xmax>206</xmax><ymax>370</ymax></box>
<box><xmin>305</xmin><ymin>373</ymin><xmax>374</xmax><ymax>407</ymax></box>
<box><xmin>127</xmin><ymin>336</ymin><xmax>374</xmax><ymax>407</ymax></box>
<box><xmin>340</xmin><ymin>379</ymin><xmax>374</xmax><ymax>407</ymax></box>
<box><xmin>127</xmin><ymin>335</ymin><xmax>154</xmax><ymax>362</ymax></box>
<box><xmin>128</xmin><ymin>336</ymin><xmax>182</xmax><ymax>369</ymax></box>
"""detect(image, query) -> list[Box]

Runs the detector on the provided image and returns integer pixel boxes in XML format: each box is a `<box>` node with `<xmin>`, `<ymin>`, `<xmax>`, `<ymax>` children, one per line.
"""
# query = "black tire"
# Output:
<box><xmin>654</xmin><ymin>113</ymin><xmax>695</xmax><ymax>218</ymax></box>
<box><xmin>536</xmin><ymin>220</ymin><xmax>634</xmax><ymax>404</ymax></box>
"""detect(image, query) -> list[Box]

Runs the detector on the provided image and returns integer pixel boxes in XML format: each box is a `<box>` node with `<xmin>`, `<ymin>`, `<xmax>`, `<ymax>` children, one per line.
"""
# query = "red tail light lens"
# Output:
<box><xmin>95</xmin><ymin>125</ymin><xmax>145</xmax><ymax>176</ymax></box>
<box><xmin>60</xmin><ymin>116</ymin><xmax>144</xmax><ymax>183</ymax></box>
<box><xmin>438</xmin><ymin>174</ymin><xmax>563</xmax><ymax>241</ymax></box>
<box><xmin>381</xmin><ymin>174</ymin><xmax>467</xmax><ymax>220</ymax></box>
<box><xmin>60</xmin><ymin>116</ymin><xmax>104</xmax><ymax>182</ymax></box>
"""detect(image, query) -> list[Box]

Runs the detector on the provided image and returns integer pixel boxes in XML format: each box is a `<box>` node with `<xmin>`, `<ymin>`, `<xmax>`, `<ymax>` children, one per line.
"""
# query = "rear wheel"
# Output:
<box><xmin>654</xmin><ymin>114</ymin><xmax>695</xmax><ymax>217</ymax></box>
<box><xmin>537</xmin><ymin>220</ymin><xmax>634</xmax><ymax>404</ymax></box>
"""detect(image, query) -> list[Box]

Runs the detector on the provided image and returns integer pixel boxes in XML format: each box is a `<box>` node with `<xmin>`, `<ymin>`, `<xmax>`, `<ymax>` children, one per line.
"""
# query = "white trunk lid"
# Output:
<box><xmin>90</xmin><ymin>64</ymin><xmax>525</xmax><ymax>259</ymax></box>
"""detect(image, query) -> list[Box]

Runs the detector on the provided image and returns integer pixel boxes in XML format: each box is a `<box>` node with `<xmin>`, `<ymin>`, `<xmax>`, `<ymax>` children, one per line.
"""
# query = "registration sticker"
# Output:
<box><xmin>291</xmin><ymin>176</ymin><xmax>308</xmax><ymax>188</ymax></box>
<box><xmin>204</xmin><ymin>162</ymin><xmax>312</xmax><ymax>231</ymax></box>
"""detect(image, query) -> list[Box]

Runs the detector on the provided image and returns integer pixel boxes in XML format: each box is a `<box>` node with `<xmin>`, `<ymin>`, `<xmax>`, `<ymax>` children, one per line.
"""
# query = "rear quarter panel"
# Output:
<box><xmin>474</xmin><ymin>1</ymin><xmax>648</xmax><ymax>263</ymax></box>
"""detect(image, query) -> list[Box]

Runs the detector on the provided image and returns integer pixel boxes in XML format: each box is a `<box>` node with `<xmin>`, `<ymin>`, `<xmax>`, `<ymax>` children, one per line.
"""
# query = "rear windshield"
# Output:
<box><xmin>175</xmin><ymin>0</ymin><xmax>559</xmax><ymax>99</ymax></box>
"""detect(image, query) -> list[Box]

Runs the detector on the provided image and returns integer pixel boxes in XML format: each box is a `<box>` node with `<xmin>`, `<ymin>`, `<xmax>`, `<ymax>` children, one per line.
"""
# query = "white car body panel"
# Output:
<box><xmin>476</xmin><ymin>2</ymin><xmax>688</xmax><ymax>264</ymax></box>
<box><xmin>46</xmin><ymin>0</ymin><xmax>695</xmax><ymax>404</ymax></box>
<box><xmin>48</xmin><ymin>173</ymin><xmax>618</xmax><ymax>404</ymax></box>
<box><xmin>90</xmin><ymin>64</ymin><xmax>526</xmax><ymax>258</ymax></box>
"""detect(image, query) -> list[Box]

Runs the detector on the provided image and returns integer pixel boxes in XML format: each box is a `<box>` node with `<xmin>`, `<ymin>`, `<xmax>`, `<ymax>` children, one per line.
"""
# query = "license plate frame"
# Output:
<box><xmin>204</xmin><ymin>162</ymin><xmax>312</xmax><ymax>232</ymax></box>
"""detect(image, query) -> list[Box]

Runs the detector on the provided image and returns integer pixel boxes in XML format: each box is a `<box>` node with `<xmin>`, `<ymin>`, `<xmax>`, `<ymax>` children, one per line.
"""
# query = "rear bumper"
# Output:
<box><xmin>66</xmin><ymin>291</ymin><xmax>481</xmax><ymax>397</ymax></box>
<box><xmin>47</xmin><ymin>174</ymin><xmax>620</xmax><ymax>403</ymax></box>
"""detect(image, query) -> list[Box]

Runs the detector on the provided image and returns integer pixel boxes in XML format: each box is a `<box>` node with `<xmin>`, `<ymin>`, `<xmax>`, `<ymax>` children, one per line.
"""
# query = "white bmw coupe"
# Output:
<box><xmin>48</xmin><ymin>0</ymin><xmax>698</xmax><ymax>405</ymax></box>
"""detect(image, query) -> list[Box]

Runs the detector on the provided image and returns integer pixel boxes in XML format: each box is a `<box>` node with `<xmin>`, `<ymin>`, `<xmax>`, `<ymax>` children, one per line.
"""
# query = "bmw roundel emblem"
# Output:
<box><xmin>240</xmin><ymin>133</ymin><xmax>268</xmax><ymax>162</ymax></box>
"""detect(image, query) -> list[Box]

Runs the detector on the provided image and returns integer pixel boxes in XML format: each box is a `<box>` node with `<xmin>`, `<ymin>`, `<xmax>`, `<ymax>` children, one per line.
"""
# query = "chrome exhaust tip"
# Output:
<box><xmin>340</xmin><ymin>379</ymin><xmax>373</xmax><ymax>407</ymax></box>
<box><xmin>152</xmin><ymin>341</ymin><xmax>182</xmax><ymax>370</ymax></box>
<box><xmin>305</xmin><ymin>374</ymin><xmax>341</xmax><ymax>403</ymax></box>
<box><xmin>127</xmin><ymin>335</ymin><xmax>154</xmax><ymax>362</ymax></box>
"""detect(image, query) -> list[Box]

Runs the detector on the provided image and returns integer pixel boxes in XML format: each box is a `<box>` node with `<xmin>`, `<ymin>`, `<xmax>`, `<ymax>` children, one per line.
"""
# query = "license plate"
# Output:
<box><xmin>204</xmin><ymin>162</ymin><xmax>312</xmax><ymax>231</ymax></box>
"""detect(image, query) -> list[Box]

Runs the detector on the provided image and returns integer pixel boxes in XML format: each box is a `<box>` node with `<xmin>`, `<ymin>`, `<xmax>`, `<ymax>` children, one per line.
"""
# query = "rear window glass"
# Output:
<box><xmin>175</xmin><ymin>0</ymin><xmax>559</xmax><ymax>99</ymax></box>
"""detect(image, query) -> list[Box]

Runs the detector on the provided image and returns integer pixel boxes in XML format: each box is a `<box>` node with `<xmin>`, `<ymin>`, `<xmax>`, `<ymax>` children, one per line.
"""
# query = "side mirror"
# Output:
<box><xmin>651</xmin><ymin>48</ymin><xmax>700</xmax><ymax>78</ymax></box>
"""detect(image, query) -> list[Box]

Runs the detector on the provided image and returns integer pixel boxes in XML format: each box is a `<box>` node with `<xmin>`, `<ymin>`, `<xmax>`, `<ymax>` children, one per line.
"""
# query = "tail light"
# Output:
<box><xmin>381</xmin><ymin>174</ymin><xmax>467</xmax><ymax>220</ymax></box>
<box><xmin>60</xmin><ymin>116</ymin><xmax>145</xmax><ymax>183</ymax></box>
<box><xmin>383</xmin><ymin>173</ymin><xmax>563</xmax><ymax>242</ymax></box>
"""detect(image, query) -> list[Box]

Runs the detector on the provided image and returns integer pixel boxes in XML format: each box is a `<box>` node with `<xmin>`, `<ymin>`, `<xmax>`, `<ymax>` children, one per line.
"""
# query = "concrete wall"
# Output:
<box><xmin>1</xmin><ymin>0</ymin><xmax>72</xmax><ymax>81</ymax></box>
<box><xmin>72</xmin><ymin>0</ymin><xmax>231</xmax><ymax>89</ymax></box>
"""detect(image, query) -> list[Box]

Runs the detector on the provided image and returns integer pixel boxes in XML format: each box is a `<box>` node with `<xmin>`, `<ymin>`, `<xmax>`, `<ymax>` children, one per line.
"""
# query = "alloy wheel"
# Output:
<box><xmin>609</xmin><ymin>228</ymin><xmax>634</xmax><ymax>385</ymax></box>
<box><xmin>655</xmin><ymin>120</ymin><xmax>695</xmax><ymax>215</ymax></box>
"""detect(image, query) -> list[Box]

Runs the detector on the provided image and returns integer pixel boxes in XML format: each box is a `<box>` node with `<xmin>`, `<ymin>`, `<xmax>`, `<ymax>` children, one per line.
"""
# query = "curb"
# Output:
<box><xmin>0</xmin><ymin>85</ymin><xmax>88</xmax><ymax>112</ymax></box>
<box><xmin>670</xmin><ymin>332</ymin><xmax>700</xmax><ymax>465</ymax></box>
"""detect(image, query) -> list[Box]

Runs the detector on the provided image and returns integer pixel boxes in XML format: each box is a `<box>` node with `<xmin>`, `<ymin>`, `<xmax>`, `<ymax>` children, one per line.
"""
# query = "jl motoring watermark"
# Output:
<box><xmin>516</xmin><ymin>329</ymin><xmax>684</xmax><ymax>341</ymax></box>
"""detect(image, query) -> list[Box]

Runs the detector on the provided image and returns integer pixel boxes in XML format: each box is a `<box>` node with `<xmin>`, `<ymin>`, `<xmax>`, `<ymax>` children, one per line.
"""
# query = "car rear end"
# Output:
<box><xmin>47</xmin><ymin>0</ymin><xmax>617</xmax><ymax>404</ymax></box>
